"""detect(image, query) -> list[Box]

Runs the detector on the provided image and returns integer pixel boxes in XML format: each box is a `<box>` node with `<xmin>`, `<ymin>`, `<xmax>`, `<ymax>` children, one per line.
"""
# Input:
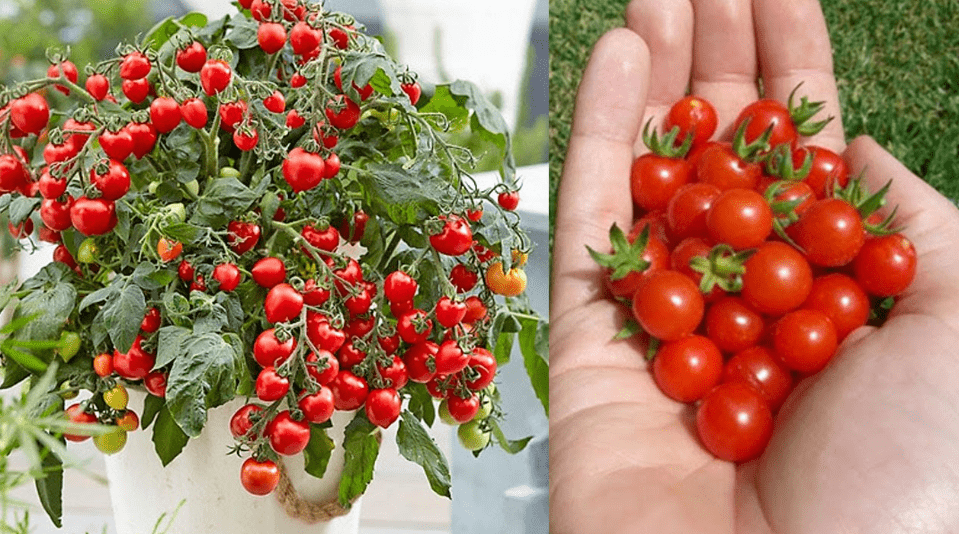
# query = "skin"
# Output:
<box><xmin>550</xmin><ymin>1</ymin><xmax>959</xmax><ymax>533</ymax></box>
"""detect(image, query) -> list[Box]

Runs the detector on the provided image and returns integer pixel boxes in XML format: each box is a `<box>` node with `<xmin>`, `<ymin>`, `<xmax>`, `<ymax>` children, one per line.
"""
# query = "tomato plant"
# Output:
<box><xmin>0</xmin><ymin>3</ymin><xmax>546</xmax><ymax>513</ymax></box>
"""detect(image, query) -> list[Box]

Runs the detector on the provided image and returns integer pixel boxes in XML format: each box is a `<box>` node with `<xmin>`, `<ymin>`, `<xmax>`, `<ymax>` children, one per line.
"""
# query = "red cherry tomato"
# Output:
<box><xmin>705</xmin><ymin>297</ymin><xmax>765</xmax><ymax>354</ymax></box>
<box><xmin>723</xmin><ymin>346</ymin><xmax>793</xmax><ymax>412</ymax></box>
<box><xmin>772</xmin><ymin>309</ymin><xmax>838</xmax><ymax>374</ymax></box>
<box><xmin>695</xmin><ymin>143</ymin><xmax>761</xmax><ymax>191</ymax></box>
<box><xmin>240</xmin><ymin>458</ymin><xmax>279</xmax><ymax>496</ymax></box>
<box><xmin>741</xmin><ymin>242</ymin><xmax>813</xmax><ymax>316</ymax></box>
<box><xmin>631</xmin><ymin>270</ymin><xmax>704</xmax><ymax>342</ymax></box>
<box><xmin>230</xmin><ymin>404</ymin><xmax>263</xmax><ymax>439</ymax></box>
<box><xmin>788</xmin><ymin>198</ymin><xmax>865</xmax><ymax>267</ymax></box>
<box><xmin>705</xmin><ymin>188</ymin><xmax>773</xmax><ymax>250</ymax></box>
<box><xmin>266</xmin><ymin>410</ymin><xmax>310</xmax><ymax>456</ymax></box>
<box><xmin>664</xmin><ymin>95</ymin><xmax>717</xmax><ymax>148</ymax></box>
<box><xmin>652</xmin><ymin>335</ymin><xmax>723</xmax><ymax>402</ymax></box>
<box><xmin>696</xmin><ymin>382</ymin><xmax>773</xmax><ymax>462</ymax></box>
<box><xmin>733</xmin><ymin>99</ymin><xmax>797</xmax><ymax>149</ymax></box>
<box><xmin>802</xmin><ymin>273</ymin><xmax>870</xmax><ymax>340</ymax></box>
<box><xmin>630</xmin><ymin>154</ymin><xmax>693</xmax><ymax>211</ymax></box>
<box><xmin>852</xmin><ymin>234</ymin><xmax>917</xmax><ymax>297</ymax></box>
<box><xmin>365</xmin><ymin>388</ymin><xmax>402</xmax><ymax>428</ymax></box>
<box><xmin>666</xmin><ymin>182</ymin><xmax>721</xmax><ymax>240</ymax></box>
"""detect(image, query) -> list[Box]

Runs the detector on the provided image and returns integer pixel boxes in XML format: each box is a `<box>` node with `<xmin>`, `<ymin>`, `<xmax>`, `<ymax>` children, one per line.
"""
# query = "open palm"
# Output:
<box><xmin>550</xmin><ymin>1</ymin><xmax>959</xmax><ymax>532</ymax></box>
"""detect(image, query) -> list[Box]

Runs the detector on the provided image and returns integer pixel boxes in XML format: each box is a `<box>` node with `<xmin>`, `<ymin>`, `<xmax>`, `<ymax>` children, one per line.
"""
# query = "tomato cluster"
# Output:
<box><xmin>593</xmin><ymin>91</ymin><xmax>917</xmax><ymax>462</ymax></box>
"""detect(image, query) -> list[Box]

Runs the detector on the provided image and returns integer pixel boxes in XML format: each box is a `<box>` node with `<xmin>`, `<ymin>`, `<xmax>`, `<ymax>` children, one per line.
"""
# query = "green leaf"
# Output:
<box><xmin>226</xmin><ymin>16</ymin><xmax>260</xmax><ymax>49</ymax></box>
<box><xmin>406</xmin><ymin>383</ymin><xmax>435</xmax><ymax>428</ymax></box>
<box><xmin>338</xmin><ymin>414</ymin><xmax>380</xmax><ymax>507</ymax></box>
<box><xmin>518</xmin><ymin>318</ymin><xmax>549</xmax><ymax>417</ymax></box>
<box><xmin>162</xmin><ymin>222</ymin><xmax>206</xmax><ymax>244</ymax></box>
<box><xmin>142</xmin><ymin>17</ymin><xmax>177</xmax><ymax>50</ymax></box>
<box><xmin>190</xmin><ymin>177</ymin><xmax>258</xmax><ymax>227</ymax></box>
<box><xmin>78</xmin><ymin>284</ymin><xmax>117</xmax><ymax>312</ymax></box>
<box><xmin>9</xmin><ymin>195</ymin><xmax>40</xmax><ymax>225</ymax></box>
<box><xmin>141</xmin><ymin>393</ymin><xmax>165</xmax><ymax>430</ymax></box>
<box><xmin>488</xmin><ymin>418</ymin><xmax>532</xmax><ymax>455</ymax></box>
<box><xmin>102</xmin><ymin>281</ymin><xmax>146</xmax><ymax>354</ymax></box>
<box><xmin>152</xmin><ymin>406</ymin><xmax>190</xmax><ymax>466</ymax></box>
<box><xmin>155</xmin><ymin>326</ymin><xmax>191</xmax><ymax>369</ymax></box>
<box><xmin>492</xmin><ymin>331</ymin><xmax>514</xmax><ymax>366</ymax></box>
<box><xmin>421</xmin><ymin>85</ymin><xmax>470</xmax><ymax>128</ymax></box>
<box><xmin>396</xmin><ymin>411</ymin><xmax>451</xmax><ymax>498</ymax></box>
<box><xmin>303</xmin><ymin>425</ymin><xmax>335</xmax><ymax>479</ymax></box>
<box><xmin>449</xmin><ymin>80</ymin><xmax>516</xmax><ymax>180</ymax></box>
<box><xmin>165</xmin><ymin>333</ymin><xmax>239</xmax><ymax>437</ymax></box>
<box><xmin>34</xmin><ymin>444</ymin><xmax>63</xmax><ymax>528</ymax></box>
<box><xmin>1</xmin><ymin>343</ymin><xmax>48</xmax><ymax>373</ymax></box>
<box><xmin>11</xmin><ymin>280</ymin><xmax>76</xmax><ymax>361</ymax></box>
<box><xmin>357</xmin><ymin>163</ymin><xmax>454</xmax><ymax>224</ymax></box>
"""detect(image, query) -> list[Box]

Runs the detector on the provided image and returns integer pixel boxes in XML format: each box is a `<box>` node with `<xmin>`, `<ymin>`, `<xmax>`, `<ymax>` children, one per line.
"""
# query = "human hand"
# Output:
<box><xmin>549</xmin><ymin>1</ymin><xmax>959</xmax><ymax>532</ymax></box>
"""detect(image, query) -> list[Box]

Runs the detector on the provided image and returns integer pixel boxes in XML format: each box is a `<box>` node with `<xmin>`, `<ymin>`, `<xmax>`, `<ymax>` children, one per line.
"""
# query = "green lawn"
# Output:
<box><xmin>549</xmin><ymin>0</ymin><xmax>959</xmax><ymax>251</ymax></box>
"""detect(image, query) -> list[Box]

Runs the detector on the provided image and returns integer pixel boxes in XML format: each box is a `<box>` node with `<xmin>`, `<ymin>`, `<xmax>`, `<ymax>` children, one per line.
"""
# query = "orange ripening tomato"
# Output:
<box><xmin>485</xmin><ymin>261</ymin><xmax>527</xmax><ymax>296</ymax></box>
<box><xmin>157</xmin><ymin>237</ymin><xmax>183</xmax><ymax>262</ymax></box>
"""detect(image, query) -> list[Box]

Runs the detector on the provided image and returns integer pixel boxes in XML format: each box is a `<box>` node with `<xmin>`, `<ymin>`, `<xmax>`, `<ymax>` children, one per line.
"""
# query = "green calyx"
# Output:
<box><xmin>586</xmin><ymin>223</ymin><xmax>652</xmax><ymax>281</ymax></box>
<box><xmin>642</xmin><ymin>119</ymin><xmax>693</xmax><ymax>159</ymax></box>
<box><xmin>688</xmin><ymin>244</ymin><xmax>755</xmax><ymax>293</ymax></box>
<box><xmin>833</xmin><ymin>171</ymin><xmax>902</xmax><ymax>236</ymax></box>
<box><xmin>731</xmin><ymin>118</ymin><xmax>774</xmax><ymax>163</ymax></box>
<box><xmin>764</xmin><ymin>144</ymin><xmax>812</xmax><ymax>181</ymax></box>
<box><xmin>787</xmin><ymin>83</ymin><xmax>833</xmax><ymax>136</ymax></box>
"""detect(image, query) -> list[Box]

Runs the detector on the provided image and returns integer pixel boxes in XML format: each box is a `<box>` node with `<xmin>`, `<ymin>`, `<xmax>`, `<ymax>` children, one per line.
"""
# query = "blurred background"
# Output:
<box><xmin>0</xmin><ymin>1</ymin><xmax>549</xmax><ymax>533</ymax></box>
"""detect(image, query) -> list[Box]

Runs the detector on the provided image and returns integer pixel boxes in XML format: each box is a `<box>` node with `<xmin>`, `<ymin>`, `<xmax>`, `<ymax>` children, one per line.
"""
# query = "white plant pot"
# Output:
<box><xmin>104</xmin><ymin>389</ymin><xmax>361</xmax><ymax>534</ymax></box>
<box><xmin>379</xmin><ymin>0</ymin><xmax>538</xmax><ymax>131</ymax></box>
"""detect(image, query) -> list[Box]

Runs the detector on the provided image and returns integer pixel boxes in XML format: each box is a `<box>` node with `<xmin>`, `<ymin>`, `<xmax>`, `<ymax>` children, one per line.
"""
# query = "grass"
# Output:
<box><xmin>549</xmin><ymin>0</ymin><xmax>959</xmax><ymax>253</ymax></box>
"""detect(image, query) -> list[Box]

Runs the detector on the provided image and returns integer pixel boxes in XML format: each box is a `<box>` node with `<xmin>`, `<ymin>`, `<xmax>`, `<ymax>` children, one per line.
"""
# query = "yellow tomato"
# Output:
<box><xmin>485</xmin><ymin>261</ymin><xmax>527</xmax><ymax>297</ymax></box>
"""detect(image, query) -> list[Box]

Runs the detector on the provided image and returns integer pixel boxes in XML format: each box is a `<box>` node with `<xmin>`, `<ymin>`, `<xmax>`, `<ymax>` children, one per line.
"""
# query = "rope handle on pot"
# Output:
<box><xmin>273</xmin><ymin>430</ymin><xmax>383</xmax><ymax>523</ymax></box>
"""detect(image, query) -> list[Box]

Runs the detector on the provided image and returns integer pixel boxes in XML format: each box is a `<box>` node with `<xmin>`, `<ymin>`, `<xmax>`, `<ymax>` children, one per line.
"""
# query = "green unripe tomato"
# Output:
<box><xmin>103</xmin><ymin>384</ymin><xmax>129</xmax><ymax>410</ymax></box>
<box><xmin>219</xmin><ymin>166</ymin><xmax>240</xmax><ymax>178</ymax></box>
<box><xmin>475</xmin><ymin>395</ymin><xmax>493</xmax><ymax>420</ymax></box>
<box><xmin>457</xmin><ymin>421</ymin><xmax>491</xmax><ymax>451</ymax></box>
<box><xmin>148</xmin><ymin>181</ymin><xmax>160</xmax><ymax>195</ymax></box>
<box><xmin>165</xmin><ymin>202</ymin><xmax>186</xmax><ymax>223</ymax></box>
<box><xmin>77</xmin><ymin>238</ymin><xmax>98</xmax><ymax>263</ymax></box>
<box><xmin>437</xmin><ymin>400</ymin><xmax>457</xmax><ymax>426</ymax></box>
<box><xmin>59</xmin><ymin>331</ymin><xmax>81</xmax><ymax>362</ymax></box>
<box><xmin>94</xmin><ymin>427</ymin><xmax>127</xmax><ymax>455</ymax></box>
<box><xmin>183</xmin><ymin>180</ymin><xmax>200</xmax><ymax>197</ymax></box>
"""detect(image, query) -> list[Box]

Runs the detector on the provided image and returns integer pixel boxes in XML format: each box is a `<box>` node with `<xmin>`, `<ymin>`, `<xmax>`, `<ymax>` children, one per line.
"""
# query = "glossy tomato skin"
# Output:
<box><xmin>212</xmin><ymin>263</ymin><xmax>242</xmax><ymax>292</ymax></box>
<box><xmin>254</xmin><ymin>328</ymin><xmax>296</xmax><ymax>367</ymax></box>
<box><xmin>256</xmin><ymin>367</ymin><xmax>290</xmax><ymax>402</ymax></box>
<box><xmin>629</xmin><ymin>211</ymin><xmax>672</xmax><ymax>248</ymax></box>
<box><xmin>852</xmin><ymin>234</ymin><xmax>917</xmax><ymax>297</ymax></box>
<box><xmin>706</xmin><ymin>188</ymin><xmax>773</xmax><ymax>250</ymax></box>
<box><xmin>705</xmin><ymin>297</ymin><xmax>765</xmax><ymax>354</ymax></box>
<box><xmin>330</xmin><ymin>370</ymin><xmax>369</xmax><ymax>410</ymax></box>
<box><xmin>251</xmin><ymin>257</ymin><xmax>286</xmax><ymax>287</ymax></box>
<box><xmin>429</xmin><ymin>215</ymin><xmax>472</xmax><ymax>256</ymax></box>
<box><xmin>266</xmin><ymin>410</ymin><xmax>310</xmax><ymax>456</ymax></box>
<box><xmin>798</xmin><ymin>146</ymin><xmax>848</xmax><ymax>198</ymax></box>
<box><xmin>652</xmin><ymin>335</ymin><xmax>723</xmax><ymax>402</ymax></box>
<box><xmin>632</xmin><ymin>270</ymin><xmax>705</xmax><ymax>341</ymax></box>
<box><xmin>264</xmin><ymin>283</ymin><xmax>304</xmax><ymax>323</ymax></box>
<box><xmin>365</xmin><ymin>388</ymin><xmax>402</xmax><ymax>428</ymax></box>
<box><xmin>228</xmin><ymin>220</ymin><xmax>261</xmax><ymax>255</ymax></box>
<box><xmin>802</xmin><ymin>273</ymin><xmax>870</xmax><ymax>340</ymax></box>
<box><xmin>113</xmin><ymin>336</ymin><xmax>155</xmax><ymax>380</ymax></box>
<box><xmin>788</xmin><ymin>198</ymin><xmax>864</xmax><ymax>267</ymax></box>
<box><xmin>305</xmin><ymin>350</ymin><xmax>339</xmax><ymax>386</ymax></box>
<box><xmin>465</xmin><ymin>348</ymin><xmax>497</xmax><ymax>390</ymax></box>
<box><xmin>667</xmin><ymin>182</ymin><xmax>721</xmax><ymax>241</ymax></box>
<box><xmin>741</xmin><ymin>242</ymin><xmax>813</xmax><ymax>316</ymax></box>
<box><xmin>664</xmin><ymin>96</ymin><xmax>717</xmax><ymax>148</ymax></box>
<box><xmin>605</xmin><ymin>234</ymin><xmax>669</xmax><ymax>299</ymax></box>
<box><xmin>630</xmin><ymin>154</ymin><xmax>693</xmax><ymax>212</ymax></box>
<box><xmin>403</xmin><ymin>341</ymin><xmax>439</xmax><ymax>383</ymax></box>
<box><xmin>761</xmin><ymin>179</ymin><xmax>815</xmax><ymax>217</ymax></box>
<box><xmin>723</xmin><ymin>346</ymin><xmax>793</xmax><ymax>412</ymax></box>
<box><xmin>299</xmin><ymin>387</ymin><xmax>335</xmax><ymax>424</ymax></box>
<box><xmin>772</xmin><ymin>309</ymin><xmax>838</xmax><ymax>373</ymax></box>
<box><xmin>734</xmin><ymin>99</ymin><xmax>797</xmax><ymax>149</ymax></box>
<box><xmin>241</xmin><ymin>458</ymin><xmax>279</xmax><ymax>496</ymax></box>
<box><xmin>695</xmin><ymin>144</ymin><xmax>761</xmax><ymax>191</ymax></box>
<box><xmin>70</xmin><ymin>197</ymin><xmax>117</xmax><ymax>236</ymax></box>
<box><xmin>696</xmin><ymin>382</ymin><xmax>773</xmax><ymax>462</ymax></box>
<box><xmin>230</xmin><ymin>404</ymin><xmax>263</xmax><ymax>438</ymax></box>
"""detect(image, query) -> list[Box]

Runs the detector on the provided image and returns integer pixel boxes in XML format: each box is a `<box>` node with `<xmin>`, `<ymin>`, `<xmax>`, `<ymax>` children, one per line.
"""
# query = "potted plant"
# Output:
<box><xmin>0</xmin><ymin>2</ymin><xmax>548</xmax><ymax>532</ymax></box>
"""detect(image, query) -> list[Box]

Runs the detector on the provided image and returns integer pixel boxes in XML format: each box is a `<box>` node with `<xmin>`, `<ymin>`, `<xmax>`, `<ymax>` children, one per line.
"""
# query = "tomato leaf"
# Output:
<box><xmin>518</xmin><ymin>318</ymin><xmax>549</xmax><ymax>417</ymax></box>
<box><xmin>487</xmin><ymin>417</ymin><xmax>532</xmax><ymax>455</ymax></box>
<box><xmin>10</xmin><ymin>275</ymin><xmax>76</xmax><ymax>363</ymax></box>
<box><xmin>493</xmin><ymin>331</ymin><xmax>514</xmax><ymax>366</ymax></box>
<box><xmin>357</xmin><ymin>163</ymin><xmax>453</xmax><ymax>224</ymax></box>
<box><xmin>140</xmin><ymin>393</ymin><xmax>165</xmax><ymax>430</ymax></box>
<box><xmin>406</xmin><ymin>383</ymin><xmax>435</xmax><ymax>428</ymax></box>
<box><xmin>338</xmin><ymin>413</ymin><xmax>380</xmax><ymax>507</ymax></box>
<box><xmin>164</xmin><ymin>333</ymin><xmax>239</xmax><ymax>437</ymax></box>
<box><xmin>448</xmin><ymin>80</ymin><xmax>516</xmax><ymax>181</ymax></box>
<box><xmin>302</xmin><ymin>425</ymin><xmax>335</xmax><ymax>479</ymax></box>
<box><xmin>152</xmin><ymin>405</ymin><xmax>190</xmax><ymax>466</ymax></box>
<box><xmin>34</xmin><ymin>444</ymin><xmax>63</xmax><ymax>528</ymax></box>
<box><xmin>155</xmin><ymin>326</ymin><xmax>191</xmax><ymax>369</ymax></box>
<box><xmin>226</xmin><ymin>16</ymin><xmax>260</xmax><ymax>49</ymax></box>
<box><xmin>101</xmin><ymin>280</ymin><xmax>146</xmax><ymax>354</ymax></box>
<box><xmin>396</xmin><ymin>411</ymin><xmax>451</xmax><ymax>498</ymax></box>
<box><xmin>142</xmin><ymin>16</ymin><xmax>176</xmax><ymax>50</ymax></box>
<box><xmin>8</xmin><ymin>195</ymin><xmax>39</xmax><ymax>225</ymax></box>
<box><xmin>191</xmin><ymin>177</ymin><xmax>258</xmax><ymax>227</ymax></box>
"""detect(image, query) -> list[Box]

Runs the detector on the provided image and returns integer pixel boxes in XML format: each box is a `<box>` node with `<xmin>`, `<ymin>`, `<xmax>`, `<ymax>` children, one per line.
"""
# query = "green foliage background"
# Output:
<box><xmin>549</xmin><ymin>0</ymin><xmax>959</xmax><ymax>251</ymax></box>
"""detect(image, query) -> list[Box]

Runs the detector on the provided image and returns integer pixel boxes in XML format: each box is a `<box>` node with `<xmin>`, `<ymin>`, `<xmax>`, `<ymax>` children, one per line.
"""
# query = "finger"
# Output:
<box><xmin>625</xmin><ymin>0</ymin><xmax>694</xmax><ymax>155</ymax></box>
<box><xmin>752</xmin><ymin>0</ymin><xmax>845</xmax><ymax>152</ymax></box>
<box><xmin>689</xmin><ymin>0</ymin><xmax>760</xmax><ymax>138</ymax></box>
<box><xmin>552</xmin><ymin>29</ymin><xmax>650</xmax><ymax>322</ymax></box>
<box><xmin>843</xmin><ymin>136</ymin><xmax>959</xmax><ymax>330</ymax></box>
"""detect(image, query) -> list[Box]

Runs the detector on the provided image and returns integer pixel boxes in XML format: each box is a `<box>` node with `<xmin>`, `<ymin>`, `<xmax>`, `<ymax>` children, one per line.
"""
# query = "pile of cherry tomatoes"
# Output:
<box><xmin>592</xmin><ymin>89</ymin><xmax>918</xmax><ymax>462</ymax></box>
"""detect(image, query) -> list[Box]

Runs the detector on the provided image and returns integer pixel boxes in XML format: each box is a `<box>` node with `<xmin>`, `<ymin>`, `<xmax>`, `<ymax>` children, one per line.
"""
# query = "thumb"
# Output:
<box><xmin>843</xmin><ymin>135</ymin><xmax>959</xmax><ymax>331</ymax></box>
